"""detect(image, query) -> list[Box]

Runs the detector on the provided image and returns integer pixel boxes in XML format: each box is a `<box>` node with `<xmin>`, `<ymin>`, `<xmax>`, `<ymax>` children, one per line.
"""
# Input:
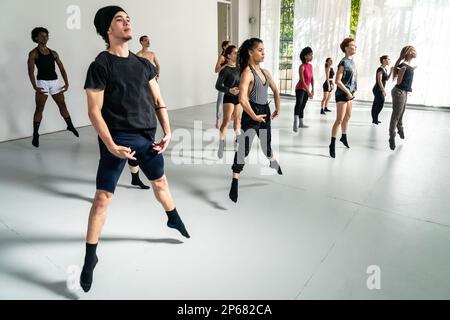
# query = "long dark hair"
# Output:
<box><xmin>324</xmin><ymin>57</ymin><xmax>332</xmax><ymax>69</ymax></box>
<box><xmin>220</xmin><ymin>40</ymin><xmax>231</xmax><ymax>56</ymax></box>
<box><xmin>393</xmin><ymin>46</ymin><xmax>415</xmax><ymax>79</ymax></box>
<box><xmin>238</xmin><ymin>38</ymin><xmax>263</xmax><ymax>74</ymax></box>
<box><xmin>223</xmin><ymin>45</ymin><xmax>237</xmax><ymax>62</ymax></box>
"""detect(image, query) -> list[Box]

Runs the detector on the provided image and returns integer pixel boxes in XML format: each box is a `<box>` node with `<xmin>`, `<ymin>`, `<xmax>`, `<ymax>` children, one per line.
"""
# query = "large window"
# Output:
<box><xmin>278</xmin><ymin>0</ymin><xmax>294</xmax><ymax>95</ymax></box>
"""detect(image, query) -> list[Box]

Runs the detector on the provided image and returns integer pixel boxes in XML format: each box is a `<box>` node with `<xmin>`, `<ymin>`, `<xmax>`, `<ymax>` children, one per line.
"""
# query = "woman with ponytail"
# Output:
<box><xmin>229</xmin><ymin>38</ymin><xmax>282</xmax><ymax>203</ymax></box>
<box><xmin>214</xmin><ymin>40</ymin><xmax>231</xmax><ymax>129</ymax></box>
<box><xmin>389</xmin><ymin>46</ymin><xmax>417</xmax><ymax>150</ymax></box>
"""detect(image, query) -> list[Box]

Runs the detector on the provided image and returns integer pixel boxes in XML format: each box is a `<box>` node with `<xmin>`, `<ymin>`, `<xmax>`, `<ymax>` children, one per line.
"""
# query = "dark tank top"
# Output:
<box><xmin>35</xmin><ymin>48</ymin><xmax>57</xmax><ymax>80</ymax></box>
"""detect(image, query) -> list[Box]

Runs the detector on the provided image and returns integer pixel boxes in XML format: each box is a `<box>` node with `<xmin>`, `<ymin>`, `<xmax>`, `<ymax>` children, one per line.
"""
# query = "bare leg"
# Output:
<box><xmin>151</xmin><ymin>175</ymin><xmax>190</xmax><ymax>238</ymax></box>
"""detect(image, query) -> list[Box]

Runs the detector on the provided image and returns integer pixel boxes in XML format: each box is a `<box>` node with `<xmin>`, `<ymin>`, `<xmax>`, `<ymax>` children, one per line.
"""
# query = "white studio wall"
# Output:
<box><xmin>0</xmin><ymin>0</ymin><xmax>217</xmax><ymax>142</ymax></box>
<box><xmin>292</xmin><ymin>0</ymin><xmax>351</xmax><ymax>96</ymax></box>
<box><xmin>231</xmin><ymin>0</ymin><xmax>260</xmax><ymax>46</ymax></box>
<box><xmin>260</xmin><ymin>0</ymin><xmax>281</xmax><ymax>88</ymax></box>
<box><xmin>355</xmin><ymin>0</ymin><xmax>450</xmax><ymax>107</ymax></box>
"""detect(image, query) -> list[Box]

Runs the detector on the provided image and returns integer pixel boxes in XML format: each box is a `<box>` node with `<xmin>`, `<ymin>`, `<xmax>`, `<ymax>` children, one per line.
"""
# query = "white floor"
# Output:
<box><xmin>1</xmin><ymin>99</ymin><xmax>450</xmax><ymax>300</ymax></box>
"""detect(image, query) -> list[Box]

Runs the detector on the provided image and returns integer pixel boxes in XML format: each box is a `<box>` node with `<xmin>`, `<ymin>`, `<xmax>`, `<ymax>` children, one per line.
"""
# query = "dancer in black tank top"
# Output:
<box><xmin>371</xmin><ymin>55</ymin><xmax>393</xmax><ymax>124</ymax></box>
<box><xmin>27</xmin><ymin>27</ymin><xmax>79</xmax><ymax>148</ymax></box>
<box><xmin>388</xmin><ymin>46</ymin><xmax>417</xmax><ymax>150</ymax></box>
<box><xmin>229</xmin><ymin>38</ymin><xmax>283</xmax><ymax>203</ymax></box>
<box><xmin>320</xmin><ymin>58</ymin><xmax>335</xmax><ymax>114</ymax></box>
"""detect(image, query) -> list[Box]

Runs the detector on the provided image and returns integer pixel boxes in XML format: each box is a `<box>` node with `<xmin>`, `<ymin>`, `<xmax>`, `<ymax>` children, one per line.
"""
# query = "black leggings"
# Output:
<box><xmin>232</xmin><ymin>102</ymin><xmax>272</xmax><ymax>174</ymax></box>
<box><xmin>294</xmin><ymin>89</ymin><xmax>308</xmax><ymax>118</ymax></box>
<box><xmin>371</xmin><ymin>88</ymin><xmax>385</xmax><ymax>123</ymax></box>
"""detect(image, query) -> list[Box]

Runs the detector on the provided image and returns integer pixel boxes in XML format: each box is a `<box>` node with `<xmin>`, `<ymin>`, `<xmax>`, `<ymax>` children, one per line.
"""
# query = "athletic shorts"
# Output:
<box><xmin>223</xmin><ymin>94</ymin><xmax>239</xmax><ymax>105</ymax></box>
<box><xmin>36</xmin><ymin>79</ymin><xmax>63</xmax><ymax>95</ymax></box>
<box><xmin>335</xmin><ymin>90</ymin><xmax>355</xmax><ymax>103</ymax></box>
<box><xmin>96</xmin><ymin>131</ymin><xmax>164</xmax><ymax>193</ymax></box>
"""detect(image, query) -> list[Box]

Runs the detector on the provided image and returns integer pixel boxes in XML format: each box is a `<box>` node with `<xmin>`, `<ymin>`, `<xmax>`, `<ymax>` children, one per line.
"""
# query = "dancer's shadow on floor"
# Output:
<box><xmin>0</xmin><ymin>235</ymin><xmax>183</xmax><ymax>300</ymax></box>
<box><xmin>2</xmin><ymin>269</ymin><xmax>80</xmax><ymax>300</ymax></box>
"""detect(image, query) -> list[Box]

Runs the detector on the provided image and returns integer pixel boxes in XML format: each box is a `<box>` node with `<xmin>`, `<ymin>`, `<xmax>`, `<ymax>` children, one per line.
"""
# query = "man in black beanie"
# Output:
<box><xmin>80</xmin><ymin>6</ymin><xmax>190</xmax><ymax>293</ymax></box>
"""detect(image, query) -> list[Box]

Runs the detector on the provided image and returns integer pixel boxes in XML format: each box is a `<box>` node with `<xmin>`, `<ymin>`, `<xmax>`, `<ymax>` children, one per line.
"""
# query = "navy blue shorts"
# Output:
<box><xmin>96</xmin><ymin>131</ymin><xmax>164</xmax><ymax>193</ymax></box>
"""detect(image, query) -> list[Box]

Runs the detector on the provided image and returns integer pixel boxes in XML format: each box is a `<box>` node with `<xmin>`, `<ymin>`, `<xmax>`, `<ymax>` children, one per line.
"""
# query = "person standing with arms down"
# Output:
<box><xmin>229</xmin><ymin>38</ymin><xmax>282</xmax><ymax>203</ymax></box>
<box><xmin>320</xmin><ymin>58</ymin><xmax>335</xmax><ymax>115</ymax></box>
<box><xmin>389</xmin><ymin>46</ymin><xmax>417</xmax><ymax>150</ymax></box>
<box><xmin>27</xmin><ymin>27</ymin><xmax>79</xmax><ymax>148</ymax></box>
<box><xmin>215</xmin><ymin>45</ymin><xmax>242</xmax><ymax>159</ymax></box>
<box><xmin>80</xmin><ymin>6</ymin><xmax>190</xmax><ymax>293</ymax></box>
<box><xmin>136</xmin><ymin>35</ymin><xmax>160</xmax><ymax>80</ymax></box>
<box><xmin>214</xmin><ymin>40</ymin><xmax>231</xmax><ymax>129</ymax></box>
<box><xmin>329</xmin><ymin>38</ymin><xmax>357</xmax><ymax>158</ymax></box>
<box><xmin>371</xmin><ymin>55</ymin><xmax>393</xmax><ymax>125</ymax></box>
<box><xmin>293</xmin><ymin>46</ymin><xmax>314</xmax><ymax>132</ymax></box>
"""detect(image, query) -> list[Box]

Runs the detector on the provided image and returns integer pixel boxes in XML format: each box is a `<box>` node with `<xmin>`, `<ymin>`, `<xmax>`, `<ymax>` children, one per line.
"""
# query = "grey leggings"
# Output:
<box><xmin>389</xmin><ymin>87</ymin><xmax>408</xmax><ymax>139</ymax></box>
<box><xmin>216</xmin><ymin>91</ymin><xmax>224</xmax><ymax>119</ymax></box>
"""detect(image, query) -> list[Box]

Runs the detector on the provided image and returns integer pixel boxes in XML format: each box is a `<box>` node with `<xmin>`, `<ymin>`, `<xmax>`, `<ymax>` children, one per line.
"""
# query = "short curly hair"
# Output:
<box><xmin>31</xmin><ymin>27</ymin><xmax>49</xmax><ymax>43</ymax></box>
<box><xmin>340</xmin><ymin>37</ymin><xmax>355</xmax><ymax>53</ymax></box>
<box><xmin>299</xmin><ymin>46</ymin><xmax>313</xmax><ymax>63</ymax></box>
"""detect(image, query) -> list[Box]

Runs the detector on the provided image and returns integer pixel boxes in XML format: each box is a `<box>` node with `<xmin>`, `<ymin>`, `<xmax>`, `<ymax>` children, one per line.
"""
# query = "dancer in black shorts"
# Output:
<box><xmin>229</xmin><ymin>38</ymin><xmax>282</xmax><ymax>203</ymax></box>
<box><xmin>215</xmin><ymin>45</ymin><xmax>242</xmax><ymax>158</ymax></box>
<box><xmin>329</xmin><ymin>38</ymin><xmax>357</xmax><ymax>158</ymax></box>
<box><xmin>80</xmin><ymin>6</ymin><xmax>190</xmax><ymax>293</ymax></box>
<box><xmin>320</xmin><ymin>58</ymin><xmax>334</xmax><ymax>115</ymax></box>
<box><xmin>27</xmin><ymin>27</ymin><xmax>79</xmax><ymax>147</ymax></box>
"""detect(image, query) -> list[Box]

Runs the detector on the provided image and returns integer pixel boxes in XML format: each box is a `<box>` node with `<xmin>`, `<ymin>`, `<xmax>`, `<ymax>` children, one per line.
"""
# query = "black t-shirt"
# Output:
<box><xmin>373</xmin><ymin>67</ymin><xmax>388</xmax><ymax>91</ymax></box>
<box><xmin>215</xmin><ymin>66</ymin><xmax>240</xmax><ymax>97</ymax></box>
<box><xmin>396</xmin><ymin>62</ymin><xmax>414</xmax><ymax>92</ymax></box>
<box><xmin>84</xmin><ymin>51</ymin><xmax>158</xmax><ymax>133</ymax></box>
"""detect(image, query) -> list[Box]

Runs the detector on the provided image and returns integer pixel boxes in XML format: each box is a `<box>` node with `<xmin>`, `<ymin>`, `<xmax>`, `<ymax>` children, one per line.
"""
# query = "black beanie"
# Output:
<box><xmin>94</xmin><ymin>6</ymin><xmax>126</xmax><ymax>41</ymax></box>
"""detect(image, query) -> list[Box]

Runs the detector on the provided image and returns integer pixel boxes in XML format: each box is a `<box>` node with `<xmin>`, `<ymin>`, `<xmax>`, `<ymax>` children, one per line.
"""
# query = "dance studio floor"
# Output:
<box><xmin>1</xmin><ymin>98</ymin><xmax>450</xmax><ymax>300</ymax></box>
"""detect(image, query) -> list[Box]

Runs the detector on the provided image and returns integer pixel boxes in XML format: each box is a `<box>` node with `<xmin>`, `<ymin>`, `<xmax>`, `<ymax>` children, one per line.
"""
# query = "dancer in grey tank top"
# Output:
<box><xmin>229</xmin><ymin>38</ymin><xmax>283</xmax><ymax>203</ymax></box>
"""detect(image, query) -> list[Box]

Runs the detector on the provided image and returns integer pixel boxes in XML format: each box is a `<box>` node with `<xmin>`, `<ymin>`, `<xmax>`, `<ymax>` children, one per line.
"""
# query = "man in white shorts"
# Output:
<box><xmin>27</xmin><ymin>27</ymin><xmax>79</xmax><ymax>148</ymax></box>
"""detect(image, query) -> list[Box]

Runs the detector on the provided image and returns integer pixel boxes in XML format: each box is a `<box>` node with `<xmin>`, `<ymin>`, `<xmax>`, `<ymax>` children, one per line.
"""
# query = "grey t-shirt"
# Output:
<box><xmin>336</xmin><ymin>57</ymin><xmax>357</xmax><ymax>94</ymax></box>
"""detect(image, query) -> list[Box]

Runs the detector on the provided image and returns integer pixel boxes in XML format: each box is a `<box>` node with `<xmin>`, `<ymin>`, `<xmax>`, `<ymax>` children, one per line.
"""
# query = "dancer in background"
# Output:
<box><xmin>389</xmin><ymin>46</ymin><xmax>417</xmax><ymax>150</ymax></box>
<box><xmin>137</xmin><ymin>35</ymin><xmax>160</xmax><ymax>80</ymax></box>
<box><xmin>320</xmin><ymin>58</ymin><xmax>334</xmax><ymax>115</ymax></box>
<box><xmin>293</xmin><ymin>47</ymin><xmax>314</xmax><ymax>132</ymax></box>
<box><xmin>214</xmin><ymin>40</ymin><xmax>231</xmax><ymax>129</ymax></box>
<box><xmin>329</xmin><ymin>38</ymin><xmax>357</xmax><ymax>158</ymax></box>
<box><xmin>215</xmin><ymin>45</ymin><xmax>242</xmax><ymax>159</ymax></box>
<box><xmin>27</xmin><ymin>27</ymin><xmax>79</xmax><ymax>148</ymax></box>
<box><xmin>229</xmin><ymin>38</ymin><xmax>282</xmax><ymax>203</ymax></box>
<box><xmin>371</xmin><ymin>55</ymin><xmax>393</xmax><ymax>125</ymax></box>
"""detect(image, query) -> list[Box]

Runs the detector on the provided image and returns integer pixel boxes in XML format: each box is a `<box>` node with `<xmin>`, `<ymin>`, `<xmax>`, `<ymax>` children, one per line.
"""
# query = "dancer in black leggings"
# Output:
<box><xmin>371</xmin><ymin>55</ymin><xmax>393</xmax><ymax>124</ymax></box>
<box><xmin>293</xmin><ymin>47</ymin><xmax>314</xmax><ymax>131</ymax></box>
<box><xmin>215</xmin><ymin>45</ymin><xmax>242</xmax><ymax>158</ymax></box>
<box><xmin>389</xmin><ymin>46</ymin><xmax>417</xmax><ymax>150</ymax></box>
<box><xmin>229</xmin><ymin>38</ymin><xmax>282</xmax><ymax>203</ymax></box>
<box><xmin>27</xmin><ymin>27</ymin><xmax>79</xmax><ymax>148</ymax></box>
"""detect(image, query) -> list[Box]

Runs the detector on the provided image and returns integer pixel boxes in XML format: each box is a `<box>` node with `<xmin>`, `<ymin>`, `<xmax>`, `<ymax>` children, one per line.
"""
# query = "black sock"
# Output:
<box><xmin>32</xmin><ymin>122</ymin><xmax>40</xmax><ymax>148</ymax></box>
<box><xmin>33</xmin><ymin>121</ymin><xmax>40</xmax><ymax>135</ymax></box>
<box><xmin>80</xmin><ymin>242</ymin><xmax>98</xmax><ymax>293</ymax></box>
<box><xmin>166</xmin><ymin>208</ymin><xmax>190</xmax><ymax>238</ymax></box>
<box><xmin>64</xmin><ymin>117</ymin><xmax>79</xmax><ymax>137</ymax></box>
<box><xmin>229</xmin><ymin>178</ymin><xmax>238</xmax><ymax>203</ymax></box>
<box><xmin>329</xmin><ymin>137</ymin><xmax>336</xmax><ymax>158</ymax></box>
<box><xmin>269</xmin><ymin>160</ymin><xmax>283</xmax><ymax>175</ymax></box>
<box><xmin>340</xmin><ymin>134</ymin><xmax>350</xmax><ymax>148</ymax></box>
<box><xmin>131</xmin><ymin>171</ymin><xmax>150</xmax><ymax>189</ymax></box>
